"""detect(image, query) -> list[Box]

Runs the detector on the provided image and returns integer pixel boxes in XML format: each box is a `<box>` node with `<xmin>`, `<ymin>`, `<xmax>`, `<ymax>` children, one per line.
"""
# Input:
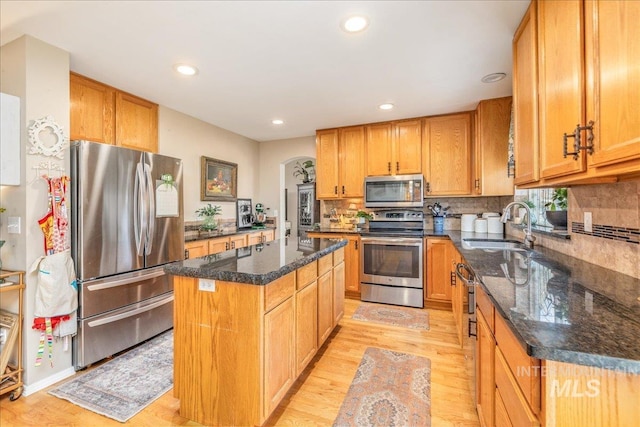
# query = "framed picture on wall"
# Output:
<box><xmin>201</xmin><ymin>156</ymin><xmax>237</xmax><ymax>201</ymax></box>
<box><xmin>236</xmin><ymin>198</ymin><xmax>253</xmax><ymax>229</ymax></box>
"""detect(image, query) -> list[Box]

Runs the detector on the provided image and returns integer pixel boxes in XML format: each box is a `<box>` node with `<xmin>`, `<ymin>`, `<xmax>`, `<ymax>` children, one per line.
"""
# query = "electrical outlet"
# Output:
<box><xmin>7</xmin><ymin>216</ymin><xmax>20</xmax><ymax>234</ymax></box>
<box><xmin>584</xmin><ymin>212</ymin><xmax>593</xmax><ymax>233</ymax></box>
<box><xmin>198</xmin><ymin>279</ymin><xmax>216</xmax><ymax>292</ymax></box>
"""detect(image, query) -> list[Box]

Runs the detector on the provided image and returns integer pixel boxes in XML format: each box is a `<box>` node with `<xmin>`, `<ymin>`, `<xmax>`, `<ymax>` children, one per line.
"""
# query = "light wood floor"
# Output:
<box><xmin>0</xmin><ymin>298</ymin><xmax>479</xmax><ymax>426</ymax></box>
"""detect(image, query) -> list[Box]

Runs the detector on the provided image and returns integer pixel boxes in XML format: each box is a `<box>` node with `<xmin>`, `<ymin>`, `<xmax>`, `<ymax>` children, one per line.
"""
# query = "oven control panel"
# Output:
<box><xmin>370</xmin><ymin>210</ymin><xmax>424</xmax><ymax>221</ymax></box>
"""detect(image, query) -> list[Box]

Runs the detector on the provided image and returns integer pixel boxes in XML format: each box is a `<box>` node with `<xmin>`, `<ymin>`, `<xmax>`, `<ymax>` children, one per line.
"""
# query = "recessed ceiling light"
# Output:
<box><xmin>272</xmin><ymin>119</ymin><xmax>284</xmax><ymax>125</ymax></box>
<box><xmin>481</xmin><ymin>72</ymin><xmax>506</xmax><ymax>83</ymax></box>
<box><xmin>342</xmin><ymin>15</ymin><xmax>369</xmax><ymax>33</ymax></box>
<box><xmin>378</xmin><ymin>103</ymin><xmax>394</xmax><ymax>110</ymax></box>
<box><xmin>174</xmin><ymin>63</ymin><xmax>198</xmax><ymax>76</ymax></box>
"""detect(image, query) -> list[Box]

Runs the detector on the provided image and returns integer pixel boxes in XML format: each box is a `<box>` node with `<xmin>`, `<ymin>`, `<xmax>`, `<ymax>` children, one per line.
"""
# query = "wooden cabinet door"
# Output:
<box><xmin>426</xmin><ymin>239</ymin><xmax>453</xmax><ymax>302</ymax></box>
<box><xmin>209</xmin><ymin>237</ymin><xmax>230</xmax><ymax>254</ymax></box>
<box><xmin>475</xmin><ymin>97</ymin><xmax>514</xmax><ymax>196</ymax></box>
<box><xmin>339</xmin><ymin>126</ymin><xmax>366</xmax><ymax>198</ymax></box>
<box><xmin>264</xmin><ymin>297</ymin><xmax>295</xmax><ymax>417</ymax></box>
<box><xmin>344</xmin><ymin>235</ymin><xmax>360</xmax><ymax>294</ymax></box>
<box><xmin>476</xmin><ymin>310</ymin><xmax>495</xmax><ymax>427</ymax></box>
<box><xmin>317</xmin><ymin>271</ymin><xmax>333</xmax><ymax>346</ymax></box>
<box><xmin>394</xmin><ymin>119</ymin><xmax>422</xmax><ymax>175</ymax></box>
<box><xmin>70</xmin><ymin>73</ymin><xmax>115</xmax><ymax>145</ymax></box>
<box><xmin>185</xmin><ymin>240</ymin><xmax>209</xmax><ymax>259</ymax></box>
<box><xmin>333</xmin><ymin>261</ymin><xmax>345</xmax><ymax>325</ymax></box>
<box><xmin>229</xmin><ymin>234</ymin><xmax>247</xmax><ymax>250</ymax></box>
<box><xmin>295</xmin><ymin>281</ymin><xmax>318</xmax><ymax>376</ymax></box>
<box><xmin>513</xmin><ymin>2</ymin><xmax>540</xmax><ymax>186</ymax></box>
<box><xmin>538</xmin><ymin>0</ymin><xmax>586</xmax><ymax>179</ymax></box>
<box><xmin>316</xmin><ymin>129</ymin><xmax>340</xmax><ymax>199</ymax></box>
<box><xmin>115</xmin><ymin>91</ymin><xmax>158</xmax><ymax>153</ymax></box>
<box><xmin>423</xmin><ymin>114</ymin><xmax>472</xmax><ymax>195</ymax></box>
<box><xmin>585</xmin><ymin>0</ymin><xmax>640</xmax><ymax>168</ymax></box>
<box><xmin>366</xmin><ymin>123</ymin><xmax>393</xmax><ymax>176</ymax></box>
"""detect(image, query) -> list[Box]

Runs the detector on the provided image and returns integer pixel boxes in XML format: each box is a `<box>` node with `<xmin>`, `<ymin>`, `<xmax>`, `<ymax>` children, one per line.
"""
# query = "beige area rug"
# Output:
<box><xmin>49</xmin><ymin>329</ymin><xmax>173</xmax><ymax>423</ymax></box>
<box><xmin>352</xmin><ymin>303</ymin><xmax>430</xmax><ymax>330</ymax></box>
<box><xmin>333</xmin><ymin>347</ymin><xmax>431</xmax><ymax>427</ymax></box>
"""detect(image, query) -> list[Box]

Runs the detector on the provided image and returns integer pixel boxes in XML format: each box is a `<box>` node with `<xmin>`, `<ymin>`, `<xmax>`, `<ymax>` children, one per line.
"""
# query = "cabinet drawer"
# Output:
<box><xmin>318</xmin><ymin>254</ymin><xmax>332</xmax><ymax>276</ymax></box>
<box><xmin>476</xmin><ymin>285</ymin><xmax>495</xmax><ymax>332</ymax></box>
<box><xmin>264</xmin><ymin>272</ymin><xmax>295</xmax><ymax>312</ymax></box>
<box><xmin>495</xmin><ymin>312</ymin><xmax>541</xmax><ymax>413</ymax></box>
<box><xmin>495</xmin><ymin>348</ymin><xmax>540</xmax><ymax>427</ymax></box>
<box><xmin>333</xmin><ymin>247</ymin><xmax>345</xmax><ymax>265</ymax></box>
<box><xmin>296</xmin><ymin>261</ymin><xmax>318</xmax><ymax>290</ymax></box>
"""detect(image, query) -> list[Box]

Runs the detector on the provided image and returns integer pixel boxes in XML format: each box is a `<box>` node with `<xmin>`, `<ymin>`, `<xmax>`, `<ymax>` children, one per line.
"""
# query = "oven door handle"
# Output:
<box><xmin>455</xmin><ymin>263</ymin><xmax>476</xmax><ymax>287</ymax></box>
<box><xmin>361</xmin><ymin>237</ymin><xmax>422</xmax><ymax>246</ymax></box>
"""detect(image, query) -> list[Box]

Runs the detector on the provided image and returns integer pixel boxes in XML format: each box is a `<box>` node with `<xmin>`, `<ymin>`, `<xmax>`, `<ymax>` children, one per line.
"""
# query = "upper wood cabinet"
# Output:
<box><xmin>423</xmin><ymin>113</ymin><xmax>473</xmax><ymax>196</ymax></box>
<box><xmin>512</xmin><ymin>1</ymin><xmax>540</xmax><ymax>186</ymax></box>
<box><xmin>70</xmin><ymin>72</ymin><xmax>158</xmax><ymax>153</ymax></box>
<box><xmin>518</xmin><ymin>0</ymin><xmax>640</xmax><ymax>187</ymax></box>
<box><xmin>315</xmin><ymin>126</ymin><xmax>366</xmax><ymax>199</ymax></box>
<box><xmin>366</xmin><ymin>120</ymin><xmax>422</xmax><ymax>176</ymax></box>
<box><xmin>474</xmin><ymin>97</ymin><xmax>514</xmax><ymax>196</ymax></box>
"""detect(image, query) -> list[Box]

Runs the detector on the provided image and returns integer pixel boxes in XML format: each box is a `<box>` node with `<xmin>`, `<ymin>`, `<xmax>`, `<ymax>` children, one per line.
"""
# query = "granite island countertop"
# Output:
<box><xmin>448</xmin><ymin>231</ymin><xmax>640</xmax><ymax>374</ymax></box>
<box><xmin>165</xmin><ymin>236</ymin><xmax>347</xmax><ymax>285</ymax></box>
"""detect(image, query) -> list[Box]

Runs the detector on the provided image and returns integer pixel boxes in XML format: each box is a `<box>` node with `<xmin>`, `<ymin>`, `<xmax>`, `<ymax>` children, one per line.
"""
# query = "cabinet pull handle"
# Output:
<box><xmin>184</xmin><ymin>249</ymin><xmax>189</xmax><ymax>259</ymax></box>
<box><xmin>225</xmin><ymin>242</ymin><xmax>229</xmax><ymax>250</ymax></box>
<box><xmin>355</xmin><ymin>240</ymin><xmax>358</xmax><ymax>250</ymax></box>
<box><xmin>468</xmin><ymin>318</ymin><xmax>477</xmax><ymax>338</ymax></box>
<box><xmin>450</xmin><ymin>271</ymin><xmax>456</xmax><ymax>286</ymax></box>
<box><xmin>396</xmin><ymin>161</ymin><xmax>399</xmax><ymax>173</ymax></box>
<box><xmin>388</xmin><ymin>162</ymin><xmax>391</xmax><ymax>173</ymax></box>
<box><xmin>334</xmin><ymin>185</ymin><xmax>338</xmax><ymax>194</ymax></box>
<box><xmin>563</xmin><ymin>120</ymin><xmax>595</xmax><ymax>160</ymax></box>
<box><xmin>341</xmin><ymin>185</ymin><xmax>345</xmax><ymax>195</ymax></box>
<box><xmin>231</xmin><ymin>242</ymin><xmax>235</xmax><ymax>249</ymax></box>
<box><xmin>474</xmin><ymin>179</ymin><xmax>480</xmax><ymax>190</ymax></box>
<box><xmin>426</xmin><ymin>181</ymin><xmax>431</xmax><ymax>193</ymax></box>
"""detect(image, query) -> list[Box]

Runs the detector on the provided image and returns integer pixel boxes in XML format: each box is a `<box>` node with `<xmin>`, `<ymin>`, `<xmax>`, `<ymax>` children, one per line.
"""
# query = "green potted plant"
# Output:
<box><xmin>354</xmin><ymin>210</ymin><xmax>373</xmax><ymax>224</ymax></box>
<box><xmin>195</xmin><ymin>204</ymin><xmax>222</xmax><ymax>232</ymax></box>
<box><xmin>293</xmin><ymin>160</ymin><xmax>314</xmax><ymax>183</ymax></box>
<box><xmin>545</xmin><ymin>188</ymin><xmax>568</xmax><ymax>230</ymax></box>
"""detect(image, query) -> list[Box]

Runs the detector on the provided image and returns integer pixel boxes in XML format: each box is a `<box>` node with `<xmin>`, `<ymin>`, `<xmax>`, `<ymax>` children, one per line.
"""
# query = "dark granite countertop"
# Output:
<box><xmin>448</xmin><ymin>231</ymin><xmax>640</xmax><ymax>374</ymax></box>
<box><xmin>185</xmin><ymin>227</ymin><xmax>276</xmax><ymax>243</ymax></box>
<box><xmin>165</xmin><ymin>236</ymin><xmax>347</xmax><ymax>286</ymax></box>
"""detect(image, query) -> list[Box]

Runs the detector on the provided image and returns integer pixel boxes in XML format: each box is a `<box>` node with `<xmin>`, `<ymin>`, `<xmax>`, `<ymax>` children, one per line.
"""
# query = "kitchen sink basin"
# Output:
<box><xmin>462</xmin><ymin>238</ymin><xmax>529</xmax><ymax>252</ymax></box>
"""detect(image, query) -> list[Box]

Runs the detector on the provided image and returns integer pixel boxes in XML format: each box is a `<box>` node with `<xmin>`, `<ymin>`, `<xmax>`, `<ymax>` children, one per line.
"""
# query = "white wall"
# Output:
<box><xmin>258</xmin><ymin>136</ymin><xmax>315</xmax><ymax>237</ymax></box>
<box><xmin>158</xmin><ymin>106</ymin><xmax>260</xmax><ymax>222</ymax></box>
<box><xmin>0</xmin><ymin>35</ymin><xmax>72</xmax><ymax>390</ymax></box>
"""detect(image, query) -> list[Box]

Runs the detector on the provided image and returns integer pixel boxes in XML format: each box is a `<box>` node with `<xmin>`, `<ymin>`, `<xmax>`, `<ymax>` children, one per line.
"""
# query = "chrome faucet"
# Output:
<box><xmin>500</xmin><ymin>201</ymin><xmax>536</xmax><ymax>249</ymax></box>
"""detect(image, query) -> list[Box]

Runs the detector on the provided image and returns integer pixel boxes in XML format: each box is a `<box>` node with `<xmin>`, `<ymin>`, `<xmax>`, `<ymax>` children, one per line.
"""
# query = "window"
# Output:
<box><xmin>514</xmin><ymin>188</ymin><xmax>564</xmax><ymax>228</ymax></box>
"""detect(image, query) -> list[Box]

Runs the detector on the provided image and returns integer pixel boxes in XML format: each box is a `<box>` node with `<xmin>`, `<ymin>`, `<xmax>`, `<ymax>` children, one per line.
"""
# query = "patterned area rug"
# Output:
<box><xmin>333</xmin><ymin>347</ymin><xmax>431</xmax><ymax>427</ymax></box>
<box><xmin>352</xmin><ymin>303</ymin><xmax>430</xmax><ymax>330</ymax></box>
<box><xmin>49</xmin><ymin>329</ymin><xmax>173</xmax><ymax>423</ymax></box>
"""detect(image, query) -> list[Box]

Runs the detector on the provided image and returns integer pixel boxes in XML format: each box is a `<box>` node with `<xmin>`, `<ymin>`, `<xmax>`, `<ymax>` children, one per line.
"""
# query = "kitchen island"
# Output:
<box><xmin>164</xmin><ymin>237</ymin><xmax>347</xmax><ymax>426</ymax></box>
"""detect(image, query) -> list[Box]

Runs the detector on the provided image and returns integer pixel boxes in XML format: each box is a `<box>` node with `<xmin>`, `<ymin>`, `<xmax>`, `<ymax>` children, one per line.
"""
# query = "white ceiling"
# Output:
<box><xmin>0</xmin><ymin>1</ymin><xmax>530</xmax><ymax>142</ymax></box>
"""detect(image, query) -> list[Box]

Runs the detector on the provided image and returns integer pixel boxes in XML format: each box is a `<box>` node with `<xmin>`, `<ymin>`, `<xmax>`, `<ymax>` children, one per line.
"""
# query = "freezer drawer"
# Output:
<box><xmin>78</xmin><ymin>266</ymin><xmax>172</xmax><ymax>318</ymax></box>
<box><xmin>74</xmin><ymin>292</ymin><xmax>174</xmax><ymax>370</ymax></box>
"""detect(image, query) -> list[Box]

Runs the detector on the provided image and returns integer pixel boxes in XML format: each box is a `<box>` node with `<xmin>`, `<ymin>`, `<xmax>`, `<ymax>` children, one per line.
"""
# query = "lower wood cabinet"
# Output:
<box><xmin>425</xmin><ymin>238</ymin><xmax>454</xmax><ymax>309</ymax></box>
<box><xmin>184</xmin><ymin>230</ymin><xmax>274</xmax><ymax>259</ymax></box>
<box><xmin>307</xmin><ymin>233</ymin><xmax>360</xmax><ymax>297</ymax></box>
<box><xmin>476</xmin><ymin>304</ymin><xmax>495</xmax><ymax>427</ymax></box>
<box><xmin>295</xmin><ymin>280</ymin><xmax>318</xmax><ymax>376</ymax></box>
<box><xmin>264</xmin><ymin>295</ymin><xmax>295</xmax><ymax>416</ymax></box>
<box><xmin>248</xmin><ymin>228</ymin><xmax>275</xmax><ymax>245</ymax></box>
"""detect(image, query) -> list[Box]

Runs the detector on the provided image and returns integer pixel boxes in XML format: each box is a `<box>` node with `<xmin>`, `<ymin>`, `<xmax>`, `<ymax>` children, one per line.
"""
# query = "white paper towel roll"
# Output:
<box><xmin>474</xmin><ymin>218</ymin><xmax>488</xmax><ymax>233</ymax></box>
<box><xmin>461</xmin><ymin>214</ymin><xmax>477</xmax><ymax>232</ymax></box>
<box><xmin>487</xmin><ymin>217</ymin><xmax>503</xmax><ymax>234</ymax></box>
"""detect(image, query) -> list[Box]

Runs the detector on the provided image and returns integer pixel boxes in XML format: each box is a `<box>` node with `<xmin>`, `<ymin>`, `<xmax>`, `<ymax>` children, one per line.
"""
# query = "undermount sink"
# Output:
<box><xmin>462</xmin><ymin>238</ymin><xmax>529</xmax><ymax>252</ymax></box>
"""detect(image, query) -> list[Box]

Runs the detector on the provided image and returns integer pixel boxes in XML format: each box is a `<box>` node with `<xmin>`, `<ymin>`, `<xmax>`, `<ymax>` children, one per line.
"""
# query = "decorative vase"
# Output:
<box><xmin>545</xmin><ymin>210</ymin><xmax>567</xmax><ymax>230</ymax></box>
<box><xmin>433</xmin><ymin>216</ymin><xmax>444</xmax><ymax>233</ymax></box>
<box><xmin>201</xmin><ymin>215</ymin><xmax>217</xmax><ymax>232</ymax></box>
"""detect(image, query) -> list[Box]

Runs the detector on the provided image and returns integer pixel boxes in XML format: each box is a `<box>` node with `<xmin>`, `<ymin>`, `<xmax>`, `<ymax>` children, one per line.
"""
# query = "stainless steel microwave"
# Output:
<box><xmin>364</xmin><ymin>174</ymin><xmax>425</xmax><ymax>208</ymax></box>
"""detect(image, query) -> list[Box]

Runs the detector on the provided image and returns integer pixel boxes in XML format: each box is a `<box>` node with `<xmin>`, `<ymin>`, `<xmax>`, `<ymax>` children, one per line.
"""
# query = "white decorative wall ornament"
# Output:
<box><xmin>28</xmin><ymin>115</ymin><xmax>67</xmax><ymax>159</ymax></box>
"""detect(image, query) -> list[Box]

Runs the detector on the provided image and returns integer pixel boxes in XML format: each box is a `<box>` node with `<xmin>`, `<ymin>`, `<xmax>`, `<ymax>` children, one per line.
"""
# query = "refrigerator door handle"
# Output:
<box><xmin>87</xmin><ymin>294</ymin><xmax>174</xmax><ymax>327</ymax></box>
<box><xmin>144</xmin><ymin>161</ymin><xmax>155</xmax><ymax>254</ymax></box>
<box><xmin>133</xmin><ymin>161</ymin><xmax>146</xmax><ymax>256</ymax></box>
<box><xmin>86</xmin><ymin>269</ymin><xmax>165</xmax><ymax>291</ymax></box>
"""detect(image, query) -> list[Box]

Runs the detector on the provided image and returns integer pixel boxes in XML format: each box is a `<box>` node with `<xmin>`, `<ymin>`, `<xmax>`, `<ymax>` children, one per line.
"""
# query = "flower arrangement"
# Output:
<box><xmin>196</xmin><ymin>204</ymin><xmax>222</xmax><ymax>231</ymax></box>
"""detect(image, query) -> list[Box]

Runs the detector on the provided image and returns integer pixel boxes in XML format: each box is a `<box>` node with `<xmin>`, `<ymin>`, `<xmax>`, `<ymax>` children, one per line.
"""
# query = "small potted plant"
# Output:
<box><xmin>195</xmin><ymin>204</ymin><xmax>222</xmax><ymax>232</ymax></box>
<box><xmin>355</xmin><ymin>210</ymin><xmax>373</xmax><ymax>224</ymax></box>
<box><xmin>293</xmin><ymin>160</ymin><xmax>314</xmax><ymax>183</ymax></box>
<box><xmin>545</xmin><ymin>188</ymin><xmax>568</xmax><ymax>230</ymax></box>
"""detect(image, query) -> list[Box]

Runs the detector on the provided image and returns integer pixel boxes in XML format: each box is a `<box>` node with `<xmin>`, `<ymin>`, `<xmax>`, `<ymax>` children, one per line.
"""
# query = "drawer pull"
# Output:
<box><xmin>563</xmin><ymin>120</ymin><xmax>594</xmax><ymax>160</ymax></box>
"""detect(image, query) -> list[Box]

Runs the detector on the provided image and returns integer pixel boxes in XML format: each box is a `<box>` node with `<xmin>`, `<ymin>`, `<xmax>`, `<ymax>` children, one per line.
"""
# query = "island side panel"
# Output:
<box><xmin>173</xmin><ymin>276</ymin><xmax>263</xmax><ymax>426</ymax></box>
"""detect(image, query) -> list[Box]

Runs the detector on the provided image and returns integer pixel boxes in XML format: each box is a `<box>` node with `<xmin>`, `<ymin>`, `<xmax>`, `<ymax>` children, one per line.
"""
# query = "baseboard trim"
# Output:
<box><xmin>23</xmin><ymin>367</ymin><xmax>76</xmax><ymax>396</ymax></box>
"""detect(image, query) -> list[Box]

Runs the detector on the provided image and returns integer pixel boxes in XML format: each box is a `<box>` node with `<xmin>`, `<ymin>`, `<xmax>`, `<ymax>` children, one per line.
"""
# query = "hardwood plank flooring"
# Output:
<box><xmin>0</xmin><ymin>298</ymin><xmax>479</xmax><ymax>426</ymax></box>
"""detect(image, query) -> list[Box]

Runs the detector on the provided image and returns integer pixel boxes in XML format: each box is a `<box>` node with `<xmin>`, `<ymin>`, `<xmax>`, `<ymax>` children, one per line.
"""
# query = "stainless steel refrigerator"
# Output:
<box><xmin>70</xmin><ymin>140</ymin><xmax>183</xmax><ymax>369</ymax></box>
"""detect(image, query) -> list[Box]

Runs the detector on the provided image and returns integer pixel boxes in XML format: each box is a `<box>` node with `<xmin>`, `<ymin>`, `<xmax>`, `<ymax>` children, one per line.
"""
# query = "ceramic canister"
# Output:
<box><xmin>474</xmin><ymin>218</ymin><xmax>488</xmax><ymax>233</ymax></box>
<box><xmin>487</xmin><ymin>217</ymin><xmax>503</xmax><ymax>234</ymax></box>
<box><xmin>461</xmin><ymin>214</ymin><xmax>477</xmax><ymax>232</ymax></box>
<box><xmin>482</xmin><ymin>212</ymin><xmax>500</xmax><ymax>218</ymax></box>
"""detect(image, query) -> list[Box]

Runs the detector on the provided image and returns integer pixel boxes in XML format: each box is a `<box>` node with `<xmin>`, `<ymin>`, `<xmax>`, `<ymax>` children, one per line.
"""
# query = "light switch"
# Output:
<box><xmin>7</xmin><ymin>216</ymin><xmax>20</xmax><ymax>234</ymax></box>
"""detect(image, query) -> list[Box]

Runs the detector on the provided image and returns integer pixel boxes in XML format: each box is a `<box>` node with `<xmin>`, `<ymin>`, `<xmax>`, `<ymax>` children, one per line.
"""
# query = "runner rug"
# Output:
<box><xmin>49</xmin><ymin>329</ymin><xmax>173</xmax><ymax>423</ymax></box>
<box><xmin>352</xmin><ymin>303</ymin><xmax>430</xmax><ymax>330</ymax></box>
<box><xmin>333</xmin><ymin>347</ymin><xmax>431</xmax><ymax>427</ymax></box>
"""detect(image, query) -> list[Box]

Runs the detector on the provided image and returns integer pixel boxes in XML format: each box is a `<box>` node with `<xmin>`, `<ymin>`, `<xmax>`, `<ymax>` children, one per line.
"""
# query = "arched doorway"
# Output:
<box><xmin>282</xmin><ymin>156</ymin><xmax>315</xmax><ymax>237</ymax></box>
